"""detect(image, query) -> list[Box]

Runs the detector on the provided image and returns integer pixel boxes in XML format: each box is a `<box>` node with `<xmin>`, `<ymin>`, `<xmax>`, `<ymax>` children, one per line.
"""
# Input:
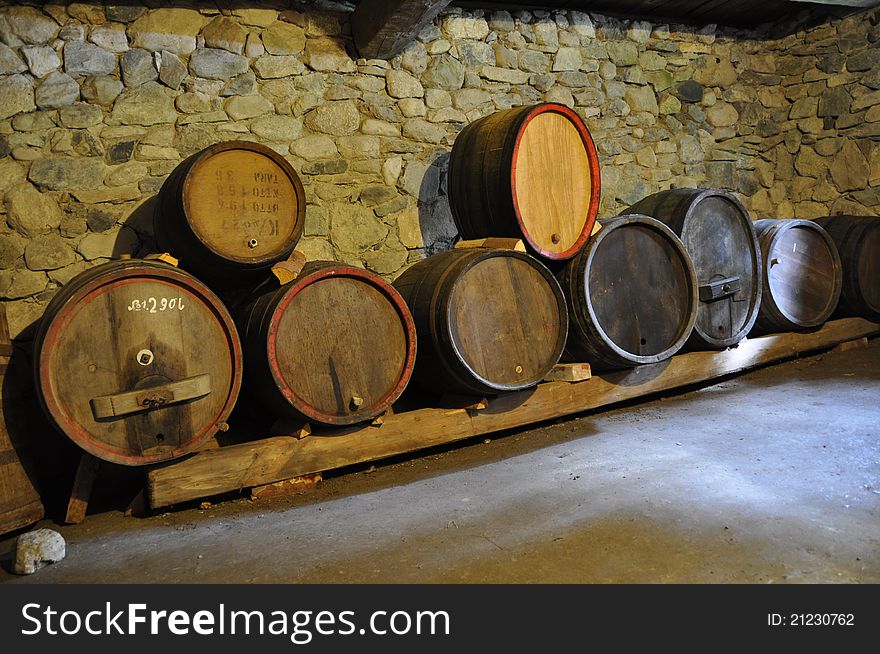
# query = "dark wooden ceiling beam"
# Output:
<box><xmin>352</xmin><ymin>0</ymin><xmax>454</xmax><ymax>59</ymax></box>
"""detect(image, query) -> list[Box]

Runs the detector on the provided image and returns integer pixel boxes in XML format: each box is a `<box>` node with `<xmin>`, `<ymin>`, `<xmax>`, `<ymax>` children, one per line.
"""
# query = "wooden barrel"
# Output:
<box><xmin>448</xmin><ymin>103</ymin><xmax>600</xmax><ymax>261</ymax></box>
<box><xmin>155</xmin><ymin>140</ymin><xmax>306</xmax><ymax>286</ymax></box>
<box><xmin>33</xmin><ymin>260</ymin><xmax>242</xmax><ymax>466</ymax></box>
<box><xmin>0</xmin><ymin>305</ymin><xmax>44</xmax><ymax>536</ymax></box>
<box><xmin>813</xmin><ymin>215</ymin><xmax>880</xmax><ymax>322</ymax></box>
<box><xmin>393</xmin><ymin>249</ymin><xmax>567</xmax><ymax>395</ymax></box>
<box><xmin>625</xmin><ymin>188</ymin><xmax>762</xmax><ymax>349</ymax></box>
<box><xmin>557</xmin><ymin>215</ymin><xmax>698</xmax><ymax>369</ymax></box>
<box><xmin>238</xmin><ymin>262</ymin><xmax>417</xmax><ymax>426</ymax></box>
<box><xmin>751</xmin><ymin>219</ymin><xmax>842</xmax><ymax>334</ymax></box>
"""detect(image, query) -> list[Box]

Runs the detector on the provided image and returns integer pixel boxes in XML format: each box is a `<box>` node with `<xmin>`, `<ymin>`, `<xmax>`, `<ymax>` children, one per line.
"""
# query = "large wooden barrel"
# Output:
<box><xmin>33</xmin><ymin>260</ymin><xmax>242</xmax><ymax>466</ymax></box>
<box><xmin>557</xmin><ymin>215</ymin><xmax>698</xmax><ymax>369</ymax></box>
<box><xmin>155</xmin><ymin>140</ymin><xmax>306</xmax><ymax>286</ymax></box>
<box><xmin>625</xmin><ymin>188</ymin><xmax>762</xmax><ymax>349</ymax></box>
<box><xmin>393</xmin><ymin>249</ymin><xmax>567</xmax><ymax>395</ymax></box>
<box><xmin>0</xmin><ymin>305</ymin><xmax>43</xmax><ymax>536</ymax></box>
<box><xmin>448</xmin><ymin>103</ymin><xmax>601</xmax><ymax>261</ymax></box>
<box><xmin>751</xmin><ymin>219</ymin><xmax>842</xmax><ymax>334</ymax></box>
<box><xmin>813</xmin><ymin>215</ymin><xmax>880</xmax><ymax>322</ymax></box>
<box><xmin>238</xmin><ymin>262</ymin><xmax>417</xmax><ymax>426</ymax></box>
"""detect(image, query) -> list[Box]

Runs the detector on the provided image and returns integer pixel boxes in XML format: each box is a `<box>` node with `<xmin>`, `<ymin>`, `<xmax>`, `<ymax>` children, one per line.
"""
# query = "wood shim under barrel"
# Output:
<box><xmin>543</xmin><ymin>363</ymin><xmax>592</xmax><ymax>383</ymax></box>
<box><xmin>454</xmin><ymin>238</ymin><xmax>526</xmax><ymax>252</ymax></box>
<box><xmin>147</xmin><ymin>318</ymin><xmax>879</xmax><ymax>508</ymax></box>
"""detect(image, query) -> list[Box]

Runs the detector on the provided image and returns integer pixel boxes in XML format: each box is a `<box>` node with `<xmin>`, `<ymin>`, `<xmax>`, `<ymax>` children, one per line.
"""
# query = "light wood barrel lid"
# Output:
<box><xmin>512</xmin><ymin>105</ymin><xmax>599</xmax><ymax>257</ymax></box>
<box><xmin>184</xmin><ymin>145</ymin><xmax>302</xmax><ymax>264</ymax></box>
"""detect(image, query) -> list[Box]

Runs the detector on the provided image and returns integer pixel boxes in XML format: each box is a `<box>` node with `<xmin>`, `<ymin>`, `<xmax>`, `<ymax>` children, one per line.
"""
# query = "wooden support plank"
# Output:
<box><xmin>65</xmin><ymin>453</ymin><xmax>100</xmax><ymax>524</ymax></box>
<box><xmin>544</xmin><ymin>363</ymin><xmax>592</xmax><ymax>383</ymax></box>
<box><xmin>832</xmin><ymin>336</ymin><xmax>869</xmax><ymax>353</ymax></box>
<box><xmin>352</xmin><ymin>0</ymin><xmax>453</xmax><ymax>59</ymax></box>
<box><xmin>454</xmin><ymin>238</ymin><xmax>526</xmax><ymax>252</ymax></box>
<box><xmin>147</xmin><ymin>318</ymin><xmax>879</xmax><ymax>508</ymax></box>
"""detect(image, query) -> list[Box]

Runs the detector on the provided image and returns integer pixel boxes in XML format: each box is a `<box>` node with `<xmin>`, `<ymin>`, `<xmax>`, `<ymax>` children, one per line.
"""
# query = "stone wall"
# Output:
<box><xmin>0</xmin><ymin>2</ymin><xmax>878</xmax><ymax>338</ymax></box>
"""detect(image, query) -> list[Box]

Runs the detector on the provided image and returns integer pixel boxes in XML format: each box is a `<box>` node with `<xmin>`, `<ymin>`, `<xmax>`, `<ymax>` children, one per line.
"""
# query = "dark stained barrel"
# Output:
<box><xmin>448</xmin><ymin>103</ymin><xmax>601</xmax><ymax>261</ymax></box>
<box><xmin>751</xmin><ymin>219</ymin><xmax>842</xmax><ymax>334</ymax></box>
<box><xmin>155</xmin><ymin>140</ymin><xmax>306</xmax><ymax>286</ymax></box>
<box><xmin>238</xmin><ymin>262</ymin><xmax>417</xmax><ymax>426</ymax></box>
<box><xmin>33</xmin><ymin>260</ymin><xmax>243</xmax><ymax>466</ymax></box>
<box><xmin>557</xmin><ymin>215</ymin><xmax>698</xmax><ymax>369</ymax></box>
<box><xmin>393</xmin><ymin>249</ymin><xmax>567</xmax><ymax>395</ymax></box>
<box><xmin>626</xmin><ymin>188</ymin><xmax>762</xmax><ymax>349</ymax></box>
<box><xmin>813</xmin><ymin>215</ymin><xmax>880</xmax><ymax>322</ymax></box>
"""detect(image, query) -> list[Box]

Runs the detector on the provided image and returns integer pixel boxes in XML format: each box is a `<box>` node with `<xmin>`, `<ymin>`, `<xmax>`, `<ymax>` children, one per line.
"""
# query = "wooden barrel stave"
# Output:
<box><xmin>33</xmin><ymin>260</ymin><xmax>242</xmax><ymax>466</ymax></box>
<box><xmin>238</xmin><ymin>262</ymin><xmax>417</xmax><ymax>426</ymax></box>
<box><xmin>155</xmin><ymin>141</ymin><xmax>306</xmax><ymax>286</ymax></box>
<box><xmin>448</xmin><ymin>103</ymin><xmax>600</xmax><ymax>260</ymax></box>
<box><xmin>0</xmin><ymin>305</ymin><xmax>44</xmax><ymax>536</ymax></box>
<box><xmin>558</xmin><ymin>215</ymin><xmax>698</xmax><ymax>369</ymax></box>
<box><xmin>751</xmin><ymin>219</ymin><xmax>842</xmax><ymax>333</ymax></box>
<box><xmin>814</xmin><ymin>215</ymin><xmax>880</xmax><ymax>322</ymax></box>
<box><xmin>393</xmin><ymin>249</ymin><xmax>568</xmax><ymax>395</ymax></box>
<box><xmin>626</xmin><ymin>188</ymin><xmax>762</xmax><ymax>349</ymax></box>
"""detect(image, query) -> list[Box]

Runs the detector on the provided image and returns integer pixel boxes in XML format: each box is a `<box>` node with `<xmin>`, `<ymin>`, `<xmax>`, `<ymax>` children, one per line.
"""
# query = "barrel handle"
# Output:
<box><xmin>90</xmin><ymin>374</ymin><xmax>212</xmax><ymax>420</ymax></box>
<box><xmin>698</xmin><ymin>275</ymin><xmax>741</xmax><ymax>302</ymax></box>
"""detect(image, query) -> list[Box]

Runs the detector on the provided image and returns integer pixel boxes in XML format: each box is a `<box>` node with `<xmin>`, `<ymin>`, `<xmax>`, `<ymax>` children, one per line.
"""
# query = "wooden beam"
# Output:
<box><xmin>65</xmin><ymin>453</ymin><xmax>100</xmax><ymax>524</ymax></box>
<box><xmin>147</xmin><ymin>318</ymin><xmax>879</xmax><ymax>508</ymax></box>
<box><xmin>352</xmin><ymin>0</ymin><xmax>453</xmax><ymax>60</ymax></box>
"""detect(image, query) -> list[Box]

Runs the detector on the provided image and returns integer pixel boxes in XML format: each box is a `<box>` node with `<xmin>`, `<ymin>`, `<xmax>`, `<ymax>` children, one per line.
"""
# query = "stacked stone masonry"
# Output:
<box><xmin>0</xmin><ymin>1</ymin><xmax>878</xmax><ymax>339</ymax></box>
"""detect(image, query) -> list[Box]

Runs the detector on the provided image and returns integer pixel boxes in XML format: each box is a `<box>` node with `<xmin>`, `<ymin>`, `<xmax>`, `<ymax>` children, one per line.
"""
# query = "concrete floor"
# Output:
<box><xmin>1</xmin><ymin>340</ymin><xmax>878</xmax><ymax>584</ymax></box>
